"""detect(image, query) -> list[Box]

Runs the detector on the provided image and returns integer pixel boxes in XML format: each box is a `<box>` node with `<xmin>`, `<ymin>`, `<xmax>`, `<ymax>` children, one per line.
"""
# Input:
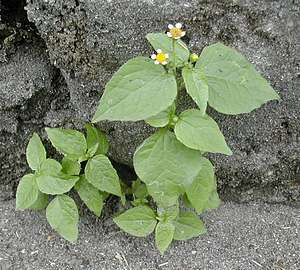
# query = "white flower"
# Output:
<box><xmin>167</xmin><ymin>23</ymin><xmax>186</xmax><ymax>39</ymax></box>
<box><xmin>151</xmin><ymin>49</ymin><xmax>169</xmax><ymax>65</ymax></box>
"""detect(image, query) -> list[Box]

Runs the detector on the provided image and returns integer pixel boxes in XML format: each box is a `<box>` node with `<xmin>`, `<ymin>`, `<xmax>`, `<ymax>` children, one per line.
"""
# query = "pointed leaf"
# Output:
<box><xmin>174</xmin><ymin>109</ymin><xmax>232</xmax><ymax>155</ymax></box>
<box><xmin>145</xmin><ymin>103</ymin><xmax>176</xmax><ymax>128</ymax></box>
<box><xmin>196</xmin><ymin>43</ymin><xmax>279</xmax><ymax>114</ymax></box>
<box><xmin>92</xmin><ymin>57</ymin><xmax>177</xmax><ymax>122</ymax></box>
<box><xmin>16</xmin><ymin>174</ymin><xmax>39</xmax><ymax>210</ymax></box>
<box><xmin>182</xmin><ymin>67</ymin><xmax>208</xmax><ymax>115</ymax></box>
<box><xmin>62</xmin><ymin>157</ymin><xmax>81</xmax><ymax>175</ymax></box>
<box><xmin>86</xmin><ymin>124</ymin><xmax>109</xmax><ymax>156</ymax></box>
<box><xmin>46</xmin><ymin>195</ymin><xmax>79</xmax><ymax>242</ymax></box>
<box><xmin>75</xmin><ymin>176</ymin><xmax>104</xmax><ymax>217</ymax></box>
<box><xmin>46</xmin><ymin>128</ymin><xmax>87</xmax><ymax>159</ymax></box>
<box><xmin>26</xmin><ymin>133</ymin><xmax>46</xmax><ymax>171</ymax></box>
<box><xmin>113</xmin><ymin>206</ymin><xmax>157</xmax><ymax>237</ymax></box>
<box><xmin>85</xmin><ymin>154</ymin><xmax>122</xmax><ymax>196</ymax></box>
<box><xmin>173</xmin><ymin>212</ymin><xmax>206</xmax><ymax>240</ymax></box>
<box><xmin>155</xmin><ymin>221</ymin><xmax>175</xmax><ymax>254</ymax></box>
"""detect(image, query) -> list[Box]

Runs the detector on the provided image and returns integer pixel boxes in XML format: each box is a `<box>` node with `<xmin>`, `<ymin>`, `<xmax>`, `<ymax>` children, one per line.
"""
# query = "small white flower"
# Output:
<box><xmin>151</xmin><ymin>49</ymin><xmax>169</xmax><ymax>65</ymax></box>
<box><xmin>166</xmin><ymin>22</ymin><xmax>186</xmax><ymax>40</ymax></box>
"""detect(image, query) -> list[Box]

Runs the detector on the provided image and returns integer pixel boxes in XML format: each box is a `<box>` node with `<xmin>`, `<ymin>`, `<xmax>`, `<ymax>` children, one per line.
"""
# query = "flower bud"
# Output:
<box><xmin>190</xmin><ymin>53</ymin><xmax>199</xmax><ymax>63</ymax></box>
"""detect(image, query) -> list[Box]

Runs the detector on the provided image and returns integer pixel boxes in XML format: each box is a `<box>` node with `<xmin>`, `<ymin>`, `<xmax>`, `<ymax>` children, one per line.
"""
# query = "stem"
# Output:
<box><xmin>172</xmin><ymin>39</ymin><xmax>176</xmax><ymax>77</ymax></box>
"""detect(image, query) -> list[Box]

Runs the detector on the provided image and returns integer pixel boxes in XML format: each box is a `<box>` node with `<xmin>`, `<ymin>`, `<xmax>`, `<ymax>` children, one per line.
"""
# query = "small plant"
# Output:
<box><xmin>16</xmin><ymin>23</ymin><xmax>279</xmax><ymax>254</ymax></box>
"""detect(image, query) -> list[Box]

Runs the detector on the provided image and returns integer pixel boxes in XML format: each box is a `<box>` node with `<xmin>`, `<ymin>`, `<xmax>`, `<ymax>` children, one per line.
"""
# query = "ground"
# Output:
<box><xmin>0</xmin><ymin>200</ymin><xmax>299</xmax><ymax>270</ymax></box>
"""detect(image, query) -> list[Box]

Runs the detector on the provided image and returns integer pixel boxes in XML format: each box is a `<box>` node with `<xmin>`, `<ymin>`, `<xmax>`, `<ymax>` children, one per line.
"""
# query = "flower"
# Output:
<box><xmin>167</xmin><ymin>23</ymin><xmax>186</xmax><ymax>40</ymax></box>
<box><xmin>151</xmin><ymin>49</ymin><xmax>169</xmax><ymax>65</ymax></box>
<box><xmin>190</xmin><ymin>53</ymin><xmax>199</xmax><ymax>63</ymax></box>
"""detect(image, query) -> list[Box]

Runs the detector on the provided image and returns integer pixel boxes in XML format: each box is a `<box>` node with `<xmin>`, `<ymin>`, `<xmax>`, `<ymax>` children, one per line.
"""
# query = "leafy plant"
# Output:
<box><xmin>92</xmin><ymin>23</ymin><xmax>279</xmax><ymax>253</ymax></box>
<box><xmin>16</xmin><ymin>22</ymin><xmax>279</xmax><ymax>254</ymax></box>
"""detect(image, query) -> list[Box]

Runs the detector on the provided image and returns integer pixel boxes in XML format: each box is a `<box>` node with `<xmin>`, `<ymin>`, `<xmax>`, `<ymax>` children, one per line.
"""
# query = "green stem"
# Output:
<box><xmin>172</xmin><ymin>39</ymin><xmax>176</xmax><ymax>77</ymax></box>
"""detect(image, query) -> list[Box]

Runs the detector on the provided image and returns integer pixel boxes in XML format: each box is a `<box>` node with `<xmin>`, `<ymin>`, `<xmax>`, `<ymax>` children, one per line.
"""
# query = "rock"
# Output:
<box><xmin>1</xmin><ymin>0</ymin><xmax>299</xmax><ymax>202</ymax></box>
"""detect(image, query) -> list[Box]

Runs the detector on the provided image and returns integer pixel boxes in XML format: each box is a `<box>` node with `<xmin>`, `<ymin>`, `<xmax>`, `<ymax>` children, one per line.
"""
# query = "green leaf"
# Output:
<box><xmin>174</xmin><ymin>109</ymin><xmax>232</xmax><ymax>155</ymax></box>
<box><xmin>85</xmin><ymin>154</ymin><xmax>122</xmax><ymax>196</ymax></box>
<box><xmin>196</xmin><ymin>43</ymin><xmax>279</xmax><ymax>114</ymax></box>
<box><xmin>92</xmin><ymin>57</ymin><xmax>177</xmax><ymax>122</ymax></box>
<box><xmin>184</xmin><ymin>157</ymin><xmax>217</xmax><ymax>213</ymax></box>
<box><xmin>173</xmin><ymin>212</ymin><xmax>206</xmax><ymax>240</ymax></box>
<box><xmin>26</xmin><ymin>133</ymin><xmax>46</xmax><ymax>171</ymax></box>
<box><xmin>145</xmin><ymin>103</ymin><xmax>176</xmax><ymax>128</ymax></box>
<box><xmin>205</xmin><ymin>189</ymin><xmax>221</xmax><ymax>211</ymax></box>
<box><xmin>46</xmin><ymin>195</ymin><xmax>79</xmax><ymax>243</ymax></box>
<box><xmin>134</xmin><ymin>129</ymin><xmax>205</xmax><ymax>207</ymax></box>
<box><xmin>132</xmin><ymin>179</ymin><xmax>148</xmax><ymax>199</ymax></box>
<box><xmin>16</xmin><ymin>174</ymin><xmax>39</xmax><ymax>210</ymax></box>
<box><xmin>28</xmin><ymin>192</ymin><xmax>49</xmax><ymax>210</ymax></box>
<box><xmin>146</xmin><ymin>33</ymin><xmax>190</xmax><ymax>66</ymax></box>
<box><xmin>182</xmin><ymin>67</ymin><xmax>208</xmax><ymax>115</ymax></box>
<box><xmin>62</xmin><ymin>157</ymin><xmax>81</xmax><ymax>175</ymax></box>
<box><xmin>45</xmin><ymin>128</ymin><xmax>87</xmax><ymax>160</ymax></box>
<box><xmin>157</xmin><ymin>204</ymin><xmax>179</xmax><ymax>222</ymax></box>
<box><xmin>113</xmin><ymin>206</ymin><xmax>157</xmax><ymax>237</ymax></box>
<box><xmin>155</xmin><ymin>221</ymin><xmax>175</xmax><ymax>254</ymax></box>
<box><xmin>85</xmin><ymin>124</ymin><xmax>109</xmax><ymax>156</ymax></box>
<box><xmin>40</xmin><ymin>158</ymin><xmax>62</xmax><ymax>175</ymax></box>
<box><xmin>75</xmin><ymin>176</ymin><xmax>104</xmax><ymax>217</ymax></box>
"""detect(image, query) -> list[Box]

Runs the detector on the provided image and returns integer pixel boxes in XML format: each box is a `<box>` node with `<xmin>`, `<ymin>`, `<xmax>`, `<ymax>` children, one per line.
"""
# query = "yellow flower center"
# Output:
<box><xmin>170</xmin><ymin>28</ymin><xmax>183</xmax><ymax>38</ymax></box>
<box><xmin>156</xmin><ymin>53</ymin><xmax>167</xmax><ymax>63</ymax></box>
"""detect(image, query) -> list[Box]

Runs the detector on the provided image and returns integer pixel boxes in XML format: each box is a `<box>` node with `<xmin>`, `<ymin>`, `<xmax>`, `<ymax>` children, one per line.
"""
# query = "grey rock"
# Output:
<box><xmin>23</xmin><ymin>0</ymin><xmax>300</xmax><ymax>202</ymax></box>
<box><xmin>0</xmin><ymin>199</ymin><xmax>299</xmax><ymax>269</ymax></box>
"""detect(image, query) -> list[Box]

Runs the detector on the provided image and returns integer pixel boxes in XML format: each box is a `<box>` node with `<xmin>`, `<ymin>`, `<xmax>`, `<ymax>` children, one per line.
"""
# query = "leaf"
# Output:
<box><xmin>28</xmin><ymin>192</ymin><xmax>49</xmax><ymax>210</ymax></box>
<box><xmin>182</xmin><ymin>67</ymin><xmax>208</xmax><ymax>115</ymax></box>
<box><xmin>92</xmin><ymin>57</ymin><xmax>177</xmax><ymax>122</ymax></box>
<box><xmin>173</xmin><ymin>212</ymin><xmax>206</xmax><ymax>241</ymax></box>
<box><xmin>85</xmin><ymin>123</ymin><xmax>109</xmax><ymax>157</ymax></box>
<box><xmin>36</xmin><ymin>172</ymin><xmax>79</xmax><ymax>195</ymax></box>
<box><xmin>113</xmin><ymin>206</ymin><xmax>157</xmax><ymax>237</ymax></box>
<box><xmin>145</xmin><ymin>103</ymin><xmax>176</xmax><ymax>128</ymax></box>
<box><xmin>184</xmin><ymin>157</ymin><xmax>217</xmax><ymax>213</ymax></box>
<box><xmin>45</xmin><ymin>128</ymin><xmax>87</xmax><ymax>160</ymax></box>
<box><xmin>16</xmin><ymin>174</ymin><xmax>39</xmax><ymax>210</ymax></box>
<box><xmin>46</xmin><ymin>195</ymin><xmax>79</xmax><ymax>242</ymax></box>
<box><xmin>196</xmin><ymin>43</ymin><xmax>279</xmax><ymax>114</ymax></box>
<box><xmin>62</xmin><ymin>157</ymin><xmax>81</xmax><ymax>175</ymax></box>
<box><xmin>157</xmin><ymin>204</ymin><xmax>179</xmax><ymax>222</ymax></box>
<box><xmin>75</xmin><ymin>176</ymin><xmax>104</xmax><ymax>217</ymax></box>
<box><xmin>132</xmin><ymin>179</ymin><xmax>148</xmax><ymax>199</ymax></box>
<box><xmin>155</xmin><ymin>221</ymin><xmax>175</xmax><ymax>254</ymax></box>
<box><xmin>205</xmin><ymin>189</ymin><xmax>221</xmax><ymax>211</ymax></box>
<box><xmin>146</xmin><ymin>33</ymin><xmax>190</xmax><ymax>66</ymax></box>
<box><xmin>85</xmin><ymin>154</ymin><xmax>122</xmax><ymax>196</ymax></box>
<box><xmin>174</xmin><ymin>109</ymin><xmax>232</xmax><ymax>155</ymax></box>
<box><xmin>26</xmin><ymin>133</ymin><xmax>46</xmax><ymax>171</ymax></box>
<box><xmin>133</xmin><ymin>129</ymin><xmax>205</xmax><ymax>207</ymax></box>
<box><xmin>40</xmin><ymin>158</ymin><xmax>62</xmax><ymax>175</ymax></box>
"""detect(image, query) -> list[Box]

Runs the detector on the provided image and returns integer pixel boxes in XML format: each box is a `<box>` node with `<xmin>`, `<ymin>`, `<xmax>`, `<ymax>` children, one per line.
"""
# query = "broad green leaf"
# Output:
<box><xmin>46</xmin><ymin>195</ymin><xmax>79</xmax><ymax>242</ymax></box>
<box><xmin>45</xmin><ymin>128</ymin><xmax>87</xmax><ymax>160</ymax></box>
<box><xmin>145</xmin><ymin>103</ymin><xmax>176</xmax><ymax>128</ymax></box>
<box><xmin>113</xmin><ymin>206</ymin><xmax>157</xmax><ymax>237</ymax></box>
<box><xmin>62</xmin><ymin>157</ymin><xmax>81</xmax><ymax>175</ymax></box>
<box><xmin>92</xmin><ymin>57</ymin><xmax>177</xmax><ymax>122</ymax></box>
<box><xmin>36</xmin><ymin>174</ymin><xmax>79</xmax><ymax>195</ymax></box>
<box><xmin>132</xmin><ymin>179</ymin><xmax>148</xmax><ymax>199</ymax></box>
<box><xmin>85</xmin><ymin>154</ymin><xmax>121</xmax><ymax>196</ymax></box>
<box><xmin>16</xmin><ymin>174</ymin><xmax>39</xmax><ymax>210</ymax></box>
<box><xmin>85</xmin><ymin>124</ymin><xmax>109</xmax><ymax>156</ymax></box>
<box><xmin>75</xmin><ymin>176</ymin><xmax>104</xmax><ymax>217</ymax></box>
<box><xmin>26</xmin><ymin>133</ymin><xmax>46</xmax><ymax>171</ymax></box>
<box><xmin>28</xmin><ymin>192</ymin><xmax>49</xmax><ymax>210</ymax></box>
<box><xmin>155</xmin><ymin>221</ymin><xmax>175</xmax><ymax>254</ymax></box>
<box><xmin>39</xmin><ymin>158</ymin><xmax>62</xmax><ymax>175</ymax></box>
<box><xmin>196</xmin><ymin>43</ymin><xmax>279</xmax><ymax>114</ymax></box>
<box><xmin>157</xmin><ymin>204</ymin><xmax>179</xmax><ymax>222</ymax></box>
<box><xmin>134</xmin><ymin>129</ymin><xmax>205</xmax><ymax>207</ymax></box>
<box><xmin>184</xmin><ymin>158</ymin><xmax>217</xmax><ymax>213</ymax></box>
<box><xmin>146</xmin><ymin>33</ymin><xmax>189</xmax><ymax>66</ymax></box>
<box><xmin>182</xmin><ymin>67</ymin><xmax>208</xmax><ymax>115</ymax></box>
<box><xmin>173</xmin><ymin>212</ymin><xmax>206</xmax><ymax>240</ymax></box>
<box><xmin>174</xmin><ymin>109</ymin><xmax>232</xmax><ymax>155</ymax></box>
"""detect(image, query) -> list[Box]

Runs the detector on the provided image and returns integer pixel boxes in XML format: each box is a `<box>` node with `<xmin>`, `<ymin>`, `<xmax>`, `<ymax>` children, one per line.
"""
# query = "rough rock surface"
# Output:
<box><xmin>0</xmin><ymin>199</ymin><xmax>299</xmax><ymax>269</ymax></box>
<box><xmin>0</xmin><ymin>0</ymin><xmax>299</xmax><ymax>202</ymax></box>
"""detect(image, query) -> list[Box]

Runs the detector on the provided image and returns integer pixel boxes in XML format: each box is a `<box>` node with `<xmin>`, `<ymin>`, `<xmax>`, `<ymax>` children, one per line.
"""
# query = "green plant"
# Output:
<box><xmin>16</xmin><ymin>23</ymin><xmax>279</xmax><ymax>254</ymax></box>
<box><xmin>92</xmin><ymin>23</ymin><xmax>279</xmax><ymax>254</ymax></box>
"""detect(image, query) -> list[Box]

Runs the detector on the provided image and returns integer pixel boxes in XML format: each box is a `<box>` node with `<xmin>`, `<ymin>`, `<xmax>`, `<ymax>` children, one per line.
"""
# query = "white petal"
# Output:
<box><xmin>154</xmin><ymin>60</ymin><xmax>160</xmax><ymax>65</ymax></box>
<box><xmin>162</xmin><ymin>61</ymin><xmax>168</xmax><ymax>65</ymax></box>
<box><xmin>175</xmin><ymin>22</ymin><xmax>182</xmax><ymax>29</ymax></box>
<box><xmin>181</xmin><ymin>31</ymin><xmax>186</xmax><ymax>37</ymax></box>
<box><xmin>151</xmin><ymin>54</ymin><xmax>157</xmax><ymax>59</ymax></box>
<box><xmin>174</xmin><ymin>36</ymin><xmax>181</xmax><ymax>39</ymax></box>
<box><xmin>156</xmin><ymin>49</ymin><xmax>162</xmax><ymax>53</ymax></box>
<box><xmin>167</xmin><ymin>32</ymin><xmax>172</xmax><ymax>37</ymax></box>
<box><xmin>165</xmin><ymin>53</ymin><xmax>169</xmax><ymax>58</ymax></box>
<box><xmin>168</xmin><ymin>24</ymin><xmax>174</xmax><ymax>29</ymax></box>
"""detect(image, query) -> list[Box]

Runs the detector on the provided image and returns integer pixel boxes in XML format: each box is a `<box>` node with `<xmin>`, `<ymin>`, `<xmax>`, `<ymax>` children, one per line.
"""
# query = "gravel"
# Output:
<box><xmin>0</xmin><ymin>199</ymin><xmax>299</xmax><ymax>270</ymax></box>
